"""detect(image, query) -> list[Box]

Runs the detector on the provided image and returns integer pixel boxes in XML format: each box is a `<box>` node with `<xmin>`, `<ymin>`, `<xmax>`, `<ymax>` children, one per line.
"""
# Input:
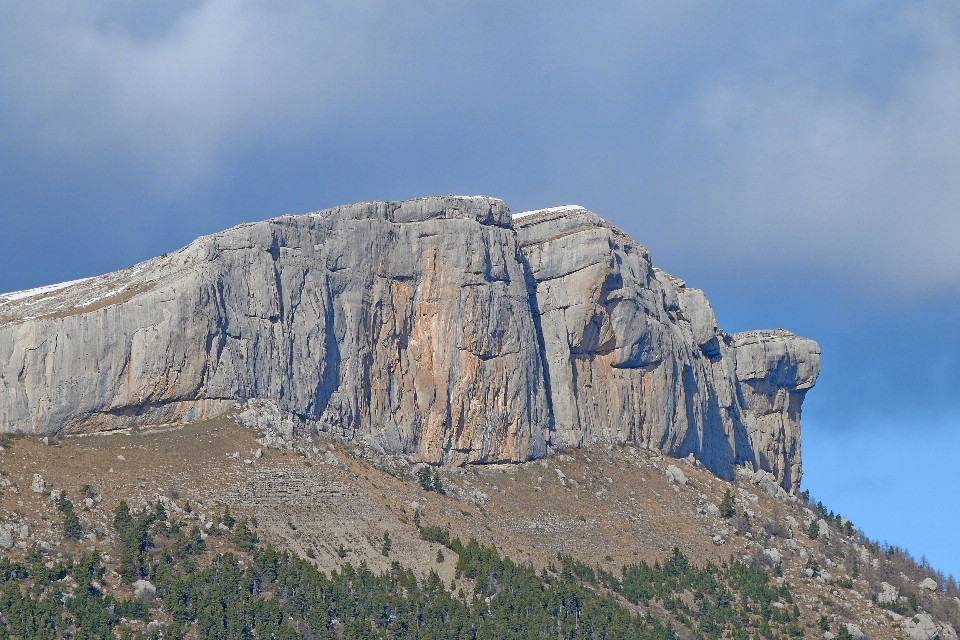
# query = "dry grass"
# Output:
<box><xmin>0</xmin><ymin>420</ymin><xmax>955</xmax><ymax>637</ymax></box>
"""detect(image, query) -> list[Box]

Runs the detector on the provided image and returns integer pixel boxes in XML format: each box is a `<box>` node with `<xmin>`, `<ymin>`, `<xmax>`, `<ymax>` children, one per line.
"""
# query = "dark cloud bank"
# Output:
<box><xmin>1</xmin><ymin>1</ymin><xmax>958</xmax><ymax>574</ymax></box>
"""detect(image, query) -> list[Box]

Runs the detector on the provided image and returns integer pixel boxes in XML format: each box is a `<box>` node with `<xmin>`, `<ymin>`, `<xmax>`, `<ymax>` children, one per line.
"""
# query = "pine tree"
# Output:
<box><xmin>417</xmin><ymin>465</ymin><xmax>434</xmax><ymax>491</ymax></box>
<box><xmin>232</xmin><ymin>519</ymin><xmax>258</xmax><ymax>552</ymax></box>
<box><xmin>381</xmin><ymin>531</ymin><xmax>392</xmax><ymax>556</ymax></box>
<box><xmin>220</xmin><ymin>504</ymin><xmax>236</xmax><ymax>529</ymax></box>
<box><xmin>719</xmin><ymin>489</ymin><xmax>736</xmax><ymax>518</ymax></box>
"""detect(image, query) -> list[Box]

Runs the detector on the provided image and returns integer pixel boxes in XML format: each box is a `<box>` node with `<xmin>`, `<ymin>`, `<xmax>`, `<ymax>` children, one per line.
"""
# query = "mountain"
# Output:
<box><xmin>1</xmin><ymin>197</ymin><xmax>958</xmax><ymax>639</ymax></box>
<box><xmin>0</xmin><ymin>196</ymin><xmax>818</xmax><ymax>491</ymax></box>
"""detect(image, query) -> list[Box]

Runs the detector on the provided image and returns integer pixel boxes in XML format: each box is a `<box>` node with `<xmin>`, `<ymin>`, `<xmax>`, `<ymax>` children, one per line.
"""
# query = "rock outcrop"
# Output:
<box><xmin>0</xmin><ymin>196</ymin><xmax>819</xmax><ymax>490</ymax></box>
<box><xmin>514</xmin><ymin>205</ymin><xmax>819</xmax><ymax>490</ymax></box>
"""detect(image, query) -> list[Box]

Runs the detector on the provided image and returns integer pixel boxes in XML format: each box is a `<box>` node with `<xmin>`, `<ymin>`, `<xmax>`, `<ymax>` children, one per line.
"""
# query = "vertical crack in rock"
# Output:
<box><xmin>0</xmin><ymin>196</ymin><xmax>818</xmax><ymax>491</ymax></box>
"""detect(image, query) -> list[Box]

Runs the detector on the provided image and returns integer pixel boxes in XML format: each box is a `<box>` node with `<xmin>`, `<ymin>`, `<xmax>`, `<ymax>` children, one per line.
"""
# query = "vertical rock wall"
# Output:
<box><xmin>0</xmin><ymin>196</ymin><xmax>818</xmax><ymax>490</ymax></box>
<box><xmin>514</xmin><ymin>205</ymin><xmax>819</xmax><ymax>491</ymax></box>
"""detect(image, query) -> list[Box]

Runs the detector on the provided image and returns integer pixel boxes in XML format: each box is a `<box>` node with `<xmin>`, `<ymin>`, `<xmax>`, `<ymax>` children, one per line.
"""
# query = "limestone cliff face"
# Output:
<box><xmin>0</xmin><ymin>197</ymin><xmax>550</xmax><ymax>465</ymax></box>
<box><xmin>514</xmin><ymin>206</ymin><xmax>819</xmax><ymax>491</ymax></box>
<box><xmin>0</xmin><ymin>196</ymin><xmax>819</xmax><ymax>490</ymax></box>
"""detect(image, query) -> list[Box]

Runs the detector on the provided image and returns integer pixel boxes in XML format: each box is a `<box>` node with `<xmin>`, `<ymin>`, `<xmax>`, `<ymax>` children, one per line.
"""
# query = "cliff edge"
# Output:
<box><xmin>0</xmin><ymin>196</ymin><xmax>819</xmax><ymax>491</ymax></box>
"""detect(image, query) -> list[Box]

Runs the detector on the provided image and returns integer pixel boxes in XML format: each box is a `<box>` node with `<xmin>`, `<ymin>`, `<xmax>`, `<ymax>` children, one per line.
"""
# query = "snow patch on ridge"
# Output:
<box><xmin>512</xmin><ymin>205</ymin><xmax>587</xmax><ymax>220</ymax></box>
<box><xmin>0</xmin><ymin>278</ymin><xmax>92</xmax><ymax>303</ymax></box>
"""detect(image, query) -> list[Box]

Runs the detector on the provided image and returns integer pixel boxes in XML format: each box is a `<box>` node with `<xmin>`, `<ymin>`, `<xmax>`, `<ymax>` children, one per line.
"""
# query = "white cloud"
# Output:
<box><xmin>0</xmin><ymin>1</ymin><xmax>402</xmax><ymax>185</ymax></box>
<box><xmin>671</xmin><ymin>4</ymin><xmax>960</xmax><ymax>292</ymax></box>
<box><xmin>2</xmin><ymin>2</ymin><xmax>958</xmax><ymax>295</ymax></box>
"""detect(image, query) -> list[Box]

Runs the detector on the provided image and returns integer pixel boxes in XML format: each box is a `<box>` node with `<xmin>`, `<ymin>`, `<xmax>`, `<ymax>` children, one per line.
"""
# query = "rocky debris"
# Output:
<box><xmin>922</xmin><ymin>577</ymin><xmax>940</xmax><ymax>591</ymax></box>
<box><xmin>0</xmin><ymin>527</ymin><xmax>13</xmax><ymax>549</ymax></box>
<box><xmin>30</xmin><ymin>474</ymin><xmax>45</xmax><ymax>493</ymax></box>
<box><xmin>764</xmin><ymin>548</ymin><xmax>783</xmax><ymax>564</ymax></box>
<box><xmin>877</xmin><ymin>581</ymin><xmax>899</xmax><ymax>604</ymax></box>
<box><xmin>665</xmin><ymin>465</ymin><xmax>687</xmax><ymax>485</ymax></box>
<box><xmin>0</xmin><ymin>196</ymin><xmax>818</xmax><ymax>489</ymax></box>
<box><xmin>817</xmin><ymin>518</ymin><xmax>831</xmax><ymax>539</ymax></box>
<box><xmin>741</xmin><ymin>467</ymin><xmax>790</xmax><ymax>500</ymax></box>
<box><xmin>844</xmin><ymin>623</ymin><xmax>865</xmax><ymax>640</ymax></box>
<box><xmin>902</xmin><ymin>613</ymin><xmax>957</xmax><ymax>640</ymax></box>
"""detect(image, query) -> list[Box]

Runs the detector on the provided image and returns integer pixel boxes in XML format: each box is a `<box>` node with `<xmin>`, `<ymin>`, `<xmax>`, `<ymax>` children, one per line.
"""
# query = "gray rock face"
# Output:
<box><xmin>514</xmin><ymin>205</ymin><xmax>819</xmax><ymax>490</ymax></box>
<box><xmin>0</xmin><ymin>197</ymin><xmax>549</xmax><ymax>466</ymax></box>
<box><xmin>0</xmin><ymin>197</ymin><xmax>819</xmax><ymax>488</ymax></box>
<box><xmin>133</xmin><ymin>579</ymin><xmax>157</xmax><ymax>600</ymax></box>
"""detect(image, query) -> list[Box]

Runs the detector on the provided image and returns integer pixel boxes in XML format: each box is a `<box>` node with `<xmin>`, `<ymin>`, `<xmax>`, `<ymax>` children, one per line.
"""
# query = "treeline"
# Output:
<box><xmin>0</xmin><ymin>502</ymin><xmax>805</xmax><ymax>639</ymax></box>
<box><xmin>798</xmin><ymin>491</ymin><xmax>960</xmax><ymax>628</ymax></box>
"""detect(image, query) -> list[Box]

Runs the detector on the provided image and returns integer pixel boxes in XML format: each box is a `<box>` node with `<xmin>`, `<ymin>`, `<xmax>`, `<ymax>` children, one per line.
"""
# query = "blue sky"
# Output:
<box><xmin>2</xmin><ymin>2</ymin><xmax>958</xmax><ymax>575</ymax></box>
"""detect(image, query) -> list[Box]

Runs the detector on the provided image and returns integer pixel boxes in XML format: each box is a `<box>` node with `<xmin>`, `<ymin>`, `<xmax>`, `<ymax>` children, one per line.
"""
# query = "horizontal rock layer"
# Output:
<box><xmin>0</xmin><ymin>196</ymin><xmax>819</xmax><ymax>490</ymax></box>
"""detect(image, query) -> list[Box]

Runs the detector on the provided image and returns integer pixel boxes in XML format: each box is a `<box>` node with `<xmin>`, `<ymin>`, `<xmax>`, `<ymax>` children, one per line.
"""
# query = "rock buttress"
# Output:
<box><xmin>513</xmin><ymin>205</ymin><xmax>819</xmax><ymax>492</ymax></box>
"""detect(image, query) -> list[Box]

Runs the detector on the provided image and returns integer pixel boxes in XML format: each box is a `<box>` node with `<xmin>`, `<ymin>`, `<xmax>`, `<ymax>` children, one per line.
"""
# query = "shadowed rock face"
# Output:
<box><xmin>0</xmin><ymin>196</ymin><xmax>819</xmax><ymax>490</ymax></box>
<box><xmin>514</xmin><ymin>206</ymin><xmax>819</xmax><ymax>491</ymax></box>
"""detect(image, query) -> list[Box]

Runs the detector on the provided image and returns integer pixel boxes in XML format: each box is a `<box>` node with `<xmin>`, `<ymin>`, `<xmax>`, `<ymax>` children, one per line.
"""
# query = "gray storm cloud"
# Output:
<box><xmin>1</xmin><ymin>1</ymin><xmax>958</xmax><ymax>294</ymax></box>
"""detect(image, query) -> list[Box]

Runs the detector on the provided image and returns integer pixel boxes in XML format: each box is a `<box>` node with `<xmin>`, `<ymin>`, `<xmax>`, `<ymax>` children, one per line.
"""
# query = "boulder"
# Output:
<box><xmin>133</xmin><ymin>579</ymin><xmax>157</xmax><ymax>600</ymax></box>
<box><xmin>817</xmin><ymin>518</ymin><xmax>831</xmax><ymax>539</ymax></box>
<box><xmin>902</xmin><ymin>613</ymin><xmax>940</xmax><ymax>640</ymax></box>
<box><xmin>844</xmin><ymin>623</ymin><xmax>865</xmax><ymax>640</ymax></box>
<box><xmin>30</xmin><ymin>474</ymin><xmax>45</xmax><ymax>493</ymax></box>
<box><xmin>0</xmin><ymin>528</ymin><xmax>12</xmax><ymax>549</ymax></box>
<box><xmin>877</xmin><ymin>582</ymin><xmax>899</xmax><ymax>604</ymax></box>
<box><xmin>665</xmin><ymin>465</ymin><xmax>688</xmax><ymax>485</ymax></box>
<box><xmin>920</xmin><ymin>577</ymin><xmax>939</xmax><ymax>591</ymax></box>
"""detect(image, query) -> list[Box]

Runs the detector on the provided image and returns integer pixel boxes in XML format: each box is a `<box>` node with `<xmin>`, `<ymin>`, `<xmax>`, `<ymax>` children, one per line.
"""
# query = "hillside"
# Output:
<box><xmin>1</xmin><ymin>196</ymin><xmax>954</xmax><ymax>639</ymax></box>
<box><xmin>0</xmin><ymin>416</ymin><xmax>956</xmax><ymax>638</ymax></box>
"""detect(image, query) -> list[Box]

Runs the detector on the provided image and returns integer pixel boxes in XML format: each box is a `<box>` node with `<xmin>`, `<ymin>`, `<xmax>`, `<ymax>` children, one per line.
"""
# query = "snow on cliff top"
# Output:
<box><xmin>0</xmin><ymin>278</ymin><xmax>92</xmax><ymax>303</ymax></box>
<box><xmin>512</xmin><ymin>205</ymin><xmax>586</xmax><ymax>220</ymax></box>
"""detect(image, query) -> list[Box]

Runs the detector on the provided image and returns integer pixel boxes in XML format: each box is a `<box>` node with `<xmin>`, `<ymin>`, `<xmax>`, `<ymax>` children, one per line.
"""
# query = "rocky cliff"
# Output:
<box><xmin>0</xmin><ymin>196</ymin><xmax>819</xmax><ymax>491</ymax></box>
